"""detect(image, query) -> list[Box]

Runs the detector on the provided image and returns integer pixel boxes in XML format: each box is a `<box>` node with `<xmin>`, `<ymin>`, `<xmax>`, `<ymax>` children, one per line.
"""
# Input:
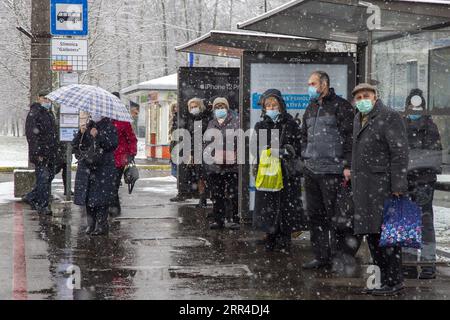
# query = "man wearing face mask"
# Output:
<box><xmin>22</xmin><ymin>91</ymin><xmax>58</xmax><ymax>216</ymax></box>
<box><xmin>300</xmin><ymin>71</ymin><xmax>356</xmax><ymax>270</ymax></box>
<box><xmin>351</xmin><ymin>83</ymin><xmax>409</xmax><ymax>296</ymax></box>
<box><xmin>402</xmin><ymin>89</ymin><xmax>442</xmax><ymax>280</ymax></box>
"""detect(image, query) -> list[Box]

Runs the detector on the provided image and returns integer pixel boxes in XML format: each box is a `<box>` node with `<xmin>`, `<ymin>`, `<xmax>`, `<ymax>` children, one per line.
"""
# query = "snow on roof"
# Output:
<box><xmin>121</xmin><ymin>73</ymin><xmax>177</xmax><ymax>95</ymax></box>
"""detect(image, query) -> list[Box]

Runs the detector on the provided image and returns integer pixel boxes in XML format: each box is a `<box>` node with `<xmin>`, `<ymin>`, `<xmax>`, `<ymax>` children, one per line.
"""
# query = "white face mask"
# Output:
<box><xmin>91</xmin><ymin>114</ymin><xmax>103</xmax><ymax>122</ymax></box>
<box><xmin>190</xmin><ymin>107</ymin><xmax>200</xmax><ymax>115</ymax></box>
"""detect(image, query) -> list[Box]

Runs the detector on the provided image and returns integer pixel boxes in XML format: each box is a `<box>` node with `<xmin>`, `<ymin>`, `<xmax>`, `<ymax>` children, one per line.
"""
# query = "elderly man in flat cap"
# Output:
<box><xmin>350</xmin><ymin>83</ymin><xmax>409</xmax><ymax>296</ymax></box>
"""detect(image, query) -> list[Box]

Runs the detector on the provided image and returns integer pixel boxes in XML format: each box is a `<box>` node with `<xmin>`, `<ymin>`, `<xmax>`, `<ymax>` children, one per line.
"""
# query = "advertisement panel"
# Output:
<box><xmin>240</xmin><ymin>52</ymin><xmax>357</xmax><ymax>218</ymax></box>
<box><xmin>176</xmin><ymin>67</ymin><xmax>240</xmax><ymax>198</ymax></box>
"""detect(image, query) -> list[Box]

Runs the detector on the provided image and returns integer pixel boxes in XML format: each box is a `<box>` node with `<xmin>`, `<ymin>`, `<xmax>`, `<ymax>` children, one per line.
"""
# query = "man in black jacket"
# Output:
<box><xmin>301</xmin><ymin>71</ymin><xmax>357</xmax><ymax>270</ymax></box>
<box><xmin>22</xmin><ymin>91</ymin><xmax>58</xmax><ymax>215</ymax></box>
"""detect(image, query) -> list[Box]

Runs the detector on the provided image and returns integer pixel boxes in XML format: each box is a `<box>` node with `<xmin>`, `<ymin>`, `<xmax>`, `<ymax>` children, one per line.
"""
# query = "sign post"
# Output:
<box><xmin>51</xmin><ymin>0</ymin><xmax>88</xmax><ymax>37</ymax></box>
<box><xmin>50</xmin><ymin>0</ymin><xmax>88</xmax><ymax>202</ymax></box>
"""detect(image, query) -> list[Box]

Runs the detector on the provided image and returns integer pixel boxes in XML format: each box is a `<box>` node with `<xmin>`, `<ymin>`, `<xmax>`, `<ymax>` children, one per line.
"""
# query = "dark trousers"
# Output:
<box><xmin>305</xmin><ymin>171</ymin><xmax>355</xmax><ymax>262</ymax></box>
<box><xmin>54</xmin><ymin>162</ymin><xmax>68</xmax><ymax>195</ymax></box>
<box><xmin>367</xmin><ymin>234</ymin><xmax>403</xmax><ymax>286</ymax></box>
<box><xmin>86</xmin><ymin>205</ymin><xmax>109</xmax><ymax>231</ymax></box>
<box><xmin>27</xmin><ymin>162</ymin><xmax>54</xmax><ymax>210</ymax></box>
<box><xmin>111</xmin><ymin>167</ymin><xmax>125</xmax><ymax>216</ymax></box>
<box><xmin>209</xmin><ymin>172</ymin><xmax>238</xmax><ymax>225</ymax></box>
<box><xmin>404</xmin><ymin>182</ymin><xmax>436</xmax><ymax>264</ymax></box>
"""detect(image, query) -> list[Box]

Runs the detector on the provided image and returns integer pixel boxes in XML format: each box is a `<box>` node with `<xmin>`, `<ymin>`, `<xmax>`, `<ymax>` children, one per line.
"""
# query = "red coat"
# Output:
<box><xmin>112</xmin><ymin>120</ymin><xmax>138</xmax><ymax>168</ymax></box>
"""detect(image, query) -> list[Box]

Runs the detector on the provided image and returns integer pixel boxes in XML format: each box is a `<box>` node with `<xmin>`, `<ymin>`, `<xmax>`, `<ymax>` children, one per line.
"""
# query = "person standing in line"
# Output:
<box><xmin>22</xmin><ymin>91</ymin><xmax>58</xmax><ymax>215</ymax></box>
<box><xmin>351</xmin><ymin>83</ymin><xmax>408</xmax><ymax>296</ymax></box>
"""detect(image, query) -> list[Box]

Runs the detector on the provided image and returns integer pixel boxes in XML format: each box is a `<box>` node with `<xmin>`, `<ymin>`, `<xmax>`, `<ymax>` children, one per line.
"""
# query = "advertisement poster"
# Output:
<box><xmin>242</xmin><ymin>52</ymin><xmax>356</xmax><ymax>214</ymax></box>
<box><xmin>177</xmin><ymin>67</ymin><xmax>240</xmax><ymax>197</ymax></box>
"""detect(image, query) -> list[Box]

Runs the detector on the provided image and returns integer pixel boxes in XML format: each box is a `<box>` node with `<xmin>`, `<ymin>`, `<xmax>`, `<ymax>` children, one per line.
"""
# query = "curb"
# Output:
<box><xmin>0</xmin><ymin>165</ymin><xmax>171</xmax><ymax>173</ymax></box>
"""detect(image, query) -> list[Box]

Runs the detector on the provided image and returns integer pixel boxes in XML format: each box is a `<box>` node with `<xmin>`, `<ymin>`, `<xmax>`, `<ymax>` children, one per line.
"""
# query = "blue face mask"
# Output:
<box><xmin>266</xmin><ymin>110</ymin><xmax>280</xmax><ymax>121</ymax></box>
<box><xmin>214</xmin><ymin>109</ymin><xmax>228</xmax><ymax>120</ymax></box>
<box><xmin>41</xmin><ymin>102</ymin><xmax>51</xmax><ymax>110</ymax></box>
<box><xmin>408</xmin><ymin>115</ymin><xmax>422</xmax><ymax>121</ymax></box>
<box><xmin>308</xmin><ymin>86</ymin><xmax>320</xmax><ymax>100</ymax></box>
<box><xmin>355</xmin><ymin>99</ymin><xmax>374</xmax><ymax>114</ymax></box>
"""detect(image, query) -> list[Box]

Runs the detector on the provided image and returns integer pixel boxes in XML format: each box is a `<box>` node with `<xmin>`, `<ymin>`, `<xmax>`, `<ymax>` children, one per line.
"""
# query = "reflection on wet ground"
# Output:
<box><xmin>0</xmin><ymin>171</ymin><xmax>450</xmax><ymax>300</ymax></box>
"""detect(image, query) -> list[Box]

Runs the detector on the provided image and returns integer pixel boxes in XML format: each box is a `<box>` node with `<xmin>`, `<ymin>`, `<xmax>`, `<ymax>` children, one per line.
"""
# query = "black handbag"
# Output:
<box><xmin>124</xmin><ymin>159</ymin><xmax>139</xmax><ymax>194</ymax></box>
<box><xmin>280</xmin><ymin>124</ymin><xmax>304</xmax><ymax>177</ymax></box>
<box><xmin>78</xmin><ymin>132</ymin><xmax>103</xmax><ymax>166</ymax></box>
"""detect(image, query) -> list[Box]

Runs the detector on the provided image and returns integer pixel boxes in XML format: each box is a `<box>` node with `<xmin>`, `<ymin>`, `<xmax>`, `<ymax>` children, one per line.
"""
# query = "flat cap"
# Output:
<box><xmin>352</xmin><ymin>83</ymin><xmax>377</xmax><ymax>97</ymax></box>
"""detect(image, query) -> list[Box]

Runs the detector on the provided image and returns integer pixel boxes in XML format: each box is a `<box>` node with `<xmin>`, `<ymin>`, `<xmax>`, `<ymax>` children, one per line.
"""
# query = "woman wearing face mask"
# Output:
<box><xmin>72</xmin><ymin>113</ymin><xmax>118</xmax><ymax>236</ymax></box>
<box><xmin>351</xmin><ymin>83</ymin><xmax>409</xmax><ymax>296</ymax></box>
<box><xmin>174</xmin><ymin>97</ymin><xmax>212</xmax><ymax>206</ymax></box>
<box><xmin>402</xmin><ymin>89</ymin><xmax>442</xmax><ymax>280</ymax></box>
<box><xmin>204</xmin><ymin>97</ymin><xmax>240</xmax><ymax>230</ymax></box>
<box><xmin>252</xmin><ymin>89</ymin><xmax>303</xmax><ymax>254</ymax></box>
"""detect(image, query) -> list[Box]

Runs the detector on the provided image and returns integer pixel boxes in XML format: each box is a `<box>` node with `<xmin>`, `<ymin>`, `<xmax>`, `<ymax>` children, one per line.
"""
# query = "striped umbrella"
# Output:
<box><xmin>46</xmin><ymin>84</ymin><xmax>133</xmax><ymax>122</ymax></box>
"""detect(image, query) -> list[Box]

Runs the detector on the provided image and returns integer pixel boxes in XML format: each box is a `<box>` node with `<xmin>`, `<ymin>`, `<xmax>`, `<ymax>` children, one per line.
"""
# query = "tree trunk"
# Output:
<box><xmin>30</xmin><ymin>0</ymin><xmax>51</xmax><ymax>103</ymax></box>
<box><xmin>160</xmin><ymin>0</ymin><xmax>169</xmax><ymax>76</ymax></box>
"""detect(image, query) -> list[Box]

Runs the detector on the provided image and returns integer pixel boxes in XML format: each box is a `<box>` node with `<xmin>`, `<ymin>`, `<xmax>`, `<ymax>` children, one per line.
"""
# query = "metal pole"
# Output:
<box><xmin>366</xmin><ymin>31</ymin><xmax>373</xmax><ymax>83</ymax></box>
<box><xmin>65</xmin><ymin>144</ymin><xmax>72</xmax><ymax>202</ymax></box>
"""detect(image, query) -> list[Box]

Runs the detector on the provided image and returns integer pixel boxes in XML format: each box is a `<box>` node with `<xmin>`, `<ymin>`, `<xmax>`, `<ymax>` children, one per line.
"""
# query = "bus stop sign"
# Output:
<box><xmin>51</xmin><ymin>0</ymin><xmax>88</xmax><ymax>36</ymax></box>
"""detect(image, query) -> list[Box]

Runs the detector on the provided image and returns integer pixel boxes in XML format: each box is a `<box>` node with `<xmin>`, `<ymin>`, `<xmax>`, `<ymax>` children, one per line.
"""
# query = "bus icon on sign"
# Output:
<box><xmin>57</xmin><ymin>11</ymin><xmax>82</xmax><ymax>24</ymax></box>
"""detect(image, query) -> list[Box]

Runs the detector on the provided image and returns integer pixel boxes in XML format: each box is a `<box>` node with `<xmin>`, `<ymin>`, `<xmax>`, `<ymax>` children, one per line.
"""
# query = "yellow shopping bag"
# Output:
<box><xmin>255</xmin><ymin>149</ymin><xmax>284</xmax><ymax>192</ymax></box>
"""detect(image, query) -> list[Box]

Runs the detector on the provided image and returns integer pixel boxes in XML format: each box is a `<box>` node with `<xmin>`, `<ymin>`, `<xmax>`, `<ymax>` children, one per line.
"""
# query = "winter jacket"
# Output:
<box><xmin>25</xmin><ymin>103</ymin><xmax>58</xmax><ymax>166</ymax></box>
<box><xmin>404</xmin><ymin>115</ymin><xmax>442</xmax><ymax>185</ymax></box>
<box><xmin>203</xmin><ymin>111</ymin><xmax>240</xmax><ymax>174</ymax></box>
<box><xmin>352</xmin><ymin>100</ymin><xmax>409</xmax><ymax>235</ymax></box>
<box><xmin>300</xmin><ymin>88</ymin><xmax>354</xmax><ymax>174</ymax></box>
<box><xmin>72</xmin><ymin>118</ymin><xmax>118</xmax><ymax>207</ymax></box>
<box><xmin>112</xmin><ymin>120</ymin><xmax>138</xmax><ymax>168</ymax></box>
<box><xmin>252</xmin><ymin>90</ymin><xmax>305</xmax><ymax>234</ymax></box>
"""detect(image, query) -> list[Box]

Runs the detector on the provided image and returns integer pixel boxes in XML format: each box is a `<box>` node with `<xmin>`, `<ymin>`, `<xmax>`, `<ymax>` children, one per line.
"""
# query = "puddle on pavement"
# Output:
<box><xmin>168</xmin><ymin>264</ymin><xmax>254</xmax><ymax>278</ymax></box>
<box><xmin>130</xmin><ymin>237</ymin><xmax>211</xmax><ymax>247</ymax></box>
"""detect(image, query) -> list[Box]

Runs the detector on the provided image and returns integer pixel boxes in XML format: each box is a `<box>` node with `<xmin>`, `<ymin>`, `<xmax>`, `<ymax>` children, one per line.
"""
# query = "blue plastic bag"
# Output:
<box><xmin>379</xmin><ymin>196</ymin><xmax>422</xmax><ymax>249</ymax></box>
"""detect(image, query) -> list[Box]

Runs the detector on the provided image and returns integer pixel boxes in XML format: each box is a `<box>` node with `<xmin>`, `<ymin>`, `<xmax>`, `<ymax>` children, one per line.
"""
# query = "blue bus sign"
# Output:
<box><xmin>51</xmin><ymin>0</ymin><xmax>88</xmax><ymax>36</ymax></box>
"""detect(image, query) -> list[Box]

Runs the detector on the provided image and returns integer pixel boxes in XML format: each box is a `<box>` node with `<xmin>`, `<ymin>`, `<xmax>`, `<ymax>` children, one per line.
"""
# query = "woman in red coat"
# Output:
<box><xmin>111</xmin><ymin>119</ymin><xmax>138</xmax><ymax>215</ymax></box>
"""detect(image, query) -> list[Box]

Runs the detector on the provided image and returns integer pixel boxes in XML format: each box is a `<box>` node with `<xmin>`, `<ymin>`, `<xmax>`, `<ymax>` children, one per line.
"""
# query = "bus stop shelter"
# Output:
<box><xmin>175</xmin><ymin>30</ymin><xmax>325</xmax><ymax>58</ymax></box>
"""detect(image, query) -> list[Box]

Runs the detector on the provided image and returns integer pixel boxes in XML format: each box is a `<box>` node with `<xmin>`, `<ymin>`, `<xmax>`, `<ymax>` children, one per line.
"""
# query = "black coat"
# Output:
<box><xmin>300</xmin><ymin>88</ymin><xmax>354</xmax><ymax>174</ymax></box>
<box><xmin>352</xmin><ymin>100</ymin><xmax>409</xmax><ymax>235</ymax></box>
<box><xmin>25</xmin><ymin>103</ymin><xmax>58</xmax><ymax>165</ymax></box>
<box><xmin>252</xmin><ymin>95</ymin><xmax>304</xmax><ymax>234</ymax></box>
<box><xmin>72</xmin><ymin>118</ymin><xmax>118</xmax><ymax>208</ymax></box>
<box><xmin>404</xmin><ymin>115</ymin><xmax>442</xmax><ymax>184</ymax></box>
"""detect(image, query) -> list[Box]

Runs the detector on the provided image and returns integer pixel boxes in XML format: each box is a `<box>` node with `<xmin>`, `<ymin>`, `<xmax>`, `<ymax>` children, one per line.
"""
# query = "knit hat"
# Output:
<box><xmin>212</xmin><ymin>97</ymin><xmax>230</xmax><ymax>109</ymax></box>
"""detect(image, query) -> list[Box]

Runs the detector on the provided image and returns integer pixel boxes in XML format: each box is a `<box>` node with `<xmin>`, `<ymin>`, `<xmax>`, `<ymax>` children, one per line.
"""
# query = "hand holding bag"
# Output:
<box><xmin>124</xmin><ymin>159</ymin><xmax>140</xmax><ymax>194</ymax></box>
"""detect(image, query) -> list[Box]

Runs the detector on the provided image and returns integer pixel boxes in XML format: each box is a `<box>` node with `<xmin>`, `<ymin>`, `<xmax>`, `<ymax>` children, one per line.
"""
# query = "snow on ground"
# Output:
<box><xmin>434</xmin><ymin>206</ymin><xmax>450</xmax><ymax>244</ymax></box>
<box><xmin>438</xmin><ymin>175</ymin><xmax>450</xmax><ymax>183</ymax></box>
<box><xmin>0</xmin><ymin>136</ymin><xmax>28</xmax><ymax>167</ymax></box>
<box><xmin>0</xmin><ymin>181</ymin><xmax>18</xmax><ymax>204</ymax></box>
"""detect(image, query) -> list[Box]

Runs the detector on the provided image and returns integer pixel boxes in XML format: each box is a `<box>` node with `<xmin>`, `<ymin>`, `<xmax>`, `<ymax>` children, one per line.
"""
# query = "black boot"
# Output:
<box><xmin>265</xmin><ymin>234</ymin><xmax>276</xmax><ymax>252</ymax></box>
<box><xmin>196</xmin><ymin>194</ymin><xmax>207</xmax><ymax>208</ymax></box>
<box><xmin>86</xmin><ymin>207</ymin><xmax>96</xmax><ymax>235</ymax></box>
<box><xmin>91</xmin><ymin>207</ymin><xmax>109</xmax><ymax>236</ymax></box>
<box><xmin>419</xmin><ymin>266</ymin><xmax>437</xmax><ymax>280</ymax></box>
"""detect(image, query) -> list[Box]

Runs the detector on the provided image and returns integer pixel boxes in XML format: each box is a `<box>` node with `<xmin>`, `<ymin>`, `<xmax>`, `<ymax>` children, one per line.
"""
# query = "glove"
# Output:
<box><xmin>282</xmin><ymin>144</ymin><xmax>296</xmax><ymax>159</ymax></box>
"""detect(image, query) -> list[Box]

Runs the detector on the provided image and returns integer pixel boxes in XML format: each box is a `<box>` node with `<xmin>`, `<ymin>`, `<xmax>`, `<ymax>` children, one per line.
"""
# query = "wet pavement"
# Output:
<box><xmin>1</xmin><ymin>171</ymin><xmax>450</xmax><ymax>300</ymax></box>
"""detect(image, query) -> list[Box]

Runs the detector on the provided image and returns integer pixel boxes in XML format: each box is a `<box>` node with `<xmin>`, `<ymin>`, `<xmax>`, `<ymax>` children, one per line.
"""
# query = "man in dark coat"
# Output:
<box><xmin>402</xmin><ymin>88</ymin><xmax>442</xmax><ymax>280</ymax></box>
<box><xmin>23</xmin><ymin>91</ymin><xmax>58</xmax><ymax>215</ymax></box>
<box><xmin>72</xmin><ymin>115</ymin><xmax>118</xmax><ymax>236</ymax></box>
<box><xmin>300</xmin><ymin>71</ymin><xmax>356</xmax><ymax>269</ymax></box>
<box><xmin>252</xmin><ymin>89</ymin><xmax>304</xmax><ymax>253</ymax></box>
<box><xmin>351</xmin><ymin>83</ymin><xmax>408</xmax><ymax>296</ymax></box>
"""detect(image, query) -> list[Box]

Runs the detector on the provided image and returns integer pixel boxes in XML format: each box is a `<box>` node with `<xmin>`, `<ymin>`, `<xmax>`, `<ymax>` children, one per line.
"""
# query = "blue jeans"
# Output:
<box><xmin>26</xmin><ymin>163</ymin><xmax>54</xmax><ymax>210</ymax></box>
